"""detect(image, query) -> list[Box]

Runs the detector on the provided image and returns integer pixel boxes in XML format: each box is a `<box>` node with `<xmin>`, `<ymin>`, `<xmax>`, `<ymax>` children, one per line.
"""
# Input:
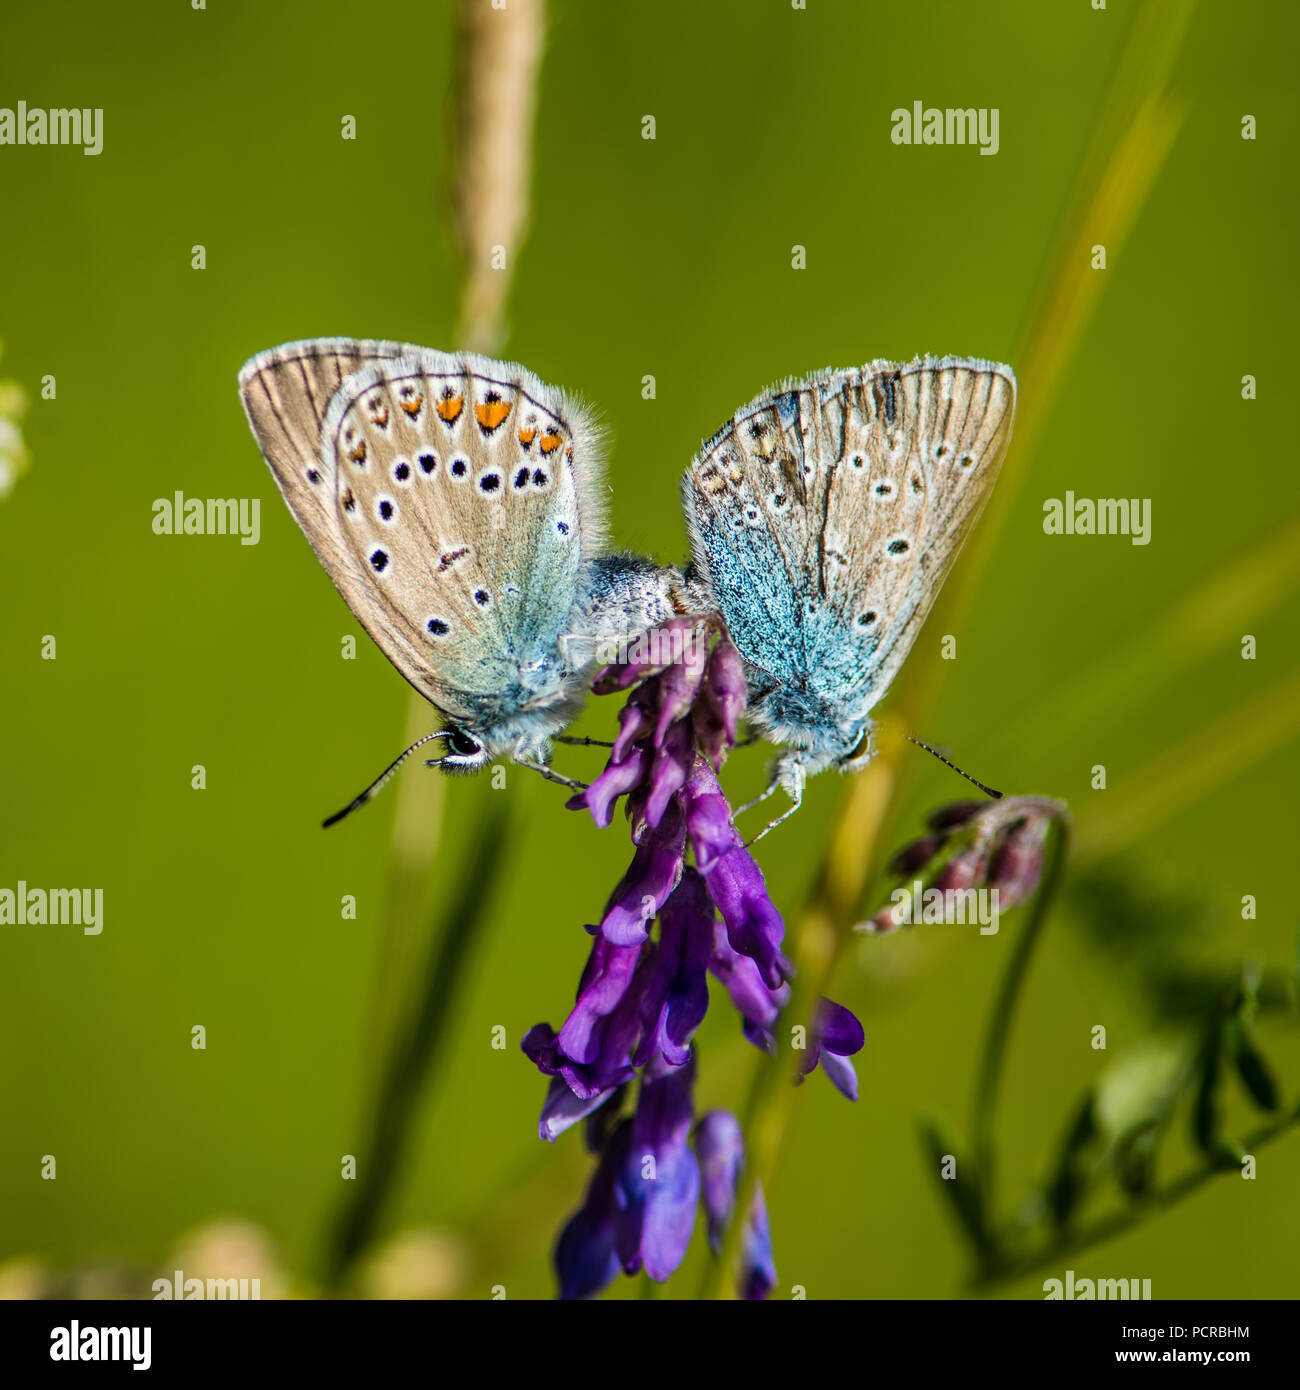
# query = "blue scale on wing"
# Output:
<box><xmin>495</xmin><ymin>402</ymin><xmax>584</xmax><ymax>682</ymax></box>
<box><xmin>691</xmin><ymin>414</ymin><xmax>804</xmax><ymax>686</ymax></box>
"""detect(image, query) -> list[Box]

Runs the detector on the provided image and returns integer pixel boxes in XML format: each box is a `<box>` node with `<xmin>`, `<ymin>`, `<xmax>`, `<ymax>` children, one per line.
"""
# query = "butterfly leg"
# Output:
<box><xmin>734</xmin><ymin>777</ymin><xmax>780</xmax><ymax>817</ymax></box>
<box><xmin>745</xmin><ymin>777</ymin><xmax>804</xmax><ymax>847</ymax></box>
<box><xmin>553</xmin><ymin>735</ymin><xmax>616</xmax><ymax>748</ymax></box>
<box><xmin>515</xmin><ymin>756</ymin><xmax>590</xmax><ymax>792</ymax></box>
<box><xmin>740</xmin><ymin>756</ymin><xmax>807</xmax><ymax>846</ymax></box>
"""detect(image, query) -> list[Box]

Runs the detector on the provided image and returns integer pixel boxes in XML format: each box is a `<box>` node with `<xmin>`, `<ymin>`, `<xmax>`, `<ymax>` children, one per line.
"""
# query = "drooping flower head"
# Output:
<box><xmin>523</xmin><ymin>618</ymin><xmax>865</xmax><ymax>1298</ymax></box>
<box><xmin>858</xmin><ymin>794</ymin><xmax>1067</xmax><ymax>935</ymax></box>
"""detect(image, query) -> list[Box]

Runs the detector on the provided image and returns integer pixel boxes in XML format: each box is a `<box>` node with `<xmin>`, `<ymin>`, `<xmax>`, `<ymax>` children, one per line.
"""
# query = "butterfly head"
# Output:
<box><xmin>748</xmin><ymin>683</ymin><xmax>873</xmax><ymax>776</ymax></box>
<box><xmin>769</xmin><ymin>727</ymin><xmax>873</xmax><ymax>787</ymax></box>
<box><xmin>429</xmin><ymin>726</ymin><xmax>493</xmax><ymax>774</ymax></box>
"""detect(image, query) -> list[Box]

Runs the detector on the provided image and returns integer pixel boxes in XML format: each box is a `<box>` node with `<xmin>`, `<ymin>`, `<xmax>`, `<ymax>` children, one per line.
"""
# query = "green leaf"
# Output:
<box><xmin>1093</xmin><ymin>1035</ymin><xmax>1191</xmax><ymax>1139</ymax></box>
<box><xmin>1044</xmin><ymin>1092</ymin><xmax>1098</xmax><ymax>1227</ymax></box>
<box><xmin>918</xmin><ymin>1116</ymin><xmax>986</xmax><ymax>1251</ymax></box>
<box><xmin>1191</xmin><ymin>1020</ymin><xmax>1224</xmax><ymax>1155</ymax></box>
<box><xmin>1113</xmin><ymin>1121</ymin><xmax>1158</xmax><ymax>1199</ymax></box>
<box><xmin>1225</xmin><ymin>1016</ymin><xmax>1280</xmax><ymax>1113</ymax></box>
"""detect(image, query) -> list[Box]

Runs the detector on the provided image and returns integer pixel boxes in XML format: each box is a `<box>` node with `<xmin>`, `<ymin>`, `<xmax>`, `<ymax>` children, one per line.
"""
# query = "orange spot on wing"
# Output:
<box><xmin>539</xmin><ymin>431</ymin><xmax>563</xmax><ymax>455</ymax></box>
<box><xmin>400</xmin><ymin>393</ymin><xmax>424</xmax><ymax>417</ymax></box>
<box><xmin>475</xmin><ymin>398</ymin><xmax>511</xmax><ymax>431</ymax></box>
<box><xmin>348</xmin><ymin>441</ymin><xmax>367</xmax><ymax>464</ymax></box>
<box><xmin>518</xmin><ymin>427</ymin><xmax>536</xmax><ymax>447</ymax></box>
<box><xmin>436</xmin><ymin>394</ymin><xmax>463</xmax><ymax>423</ymax></box>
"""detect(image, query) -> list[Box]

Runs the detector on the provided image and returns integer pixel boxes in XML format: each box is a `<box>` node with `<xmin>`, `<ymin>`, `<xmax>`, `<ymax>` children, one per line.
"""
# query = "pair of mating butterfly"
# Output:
<box><xmin>238</xmin><ymin>339</ymin><xmax>1016</xmax><ymax>834</ymax></box>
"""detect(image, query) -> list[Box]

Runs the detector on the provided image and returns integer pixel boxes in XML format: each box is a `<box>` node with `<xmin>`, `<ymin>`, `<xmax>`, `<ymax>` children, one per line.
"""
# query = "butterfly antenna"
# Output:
<box><xmin>322</xmin><ymin>730</ymin><xmax>454</xmax><ymax>828</ymax></box>
<box><xmin>906</xmin><ymin>735</ymin><xmax>1003</xmax><ymax>800</ymax></box>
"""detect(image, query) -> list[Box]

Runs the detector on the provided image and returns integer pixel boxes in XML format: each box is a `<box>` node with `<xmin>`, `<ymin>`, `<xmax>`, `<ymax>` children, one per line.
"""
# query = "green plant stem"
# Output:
<box><xmin>1073</xmin><ymin>668</ymin><xmax>1300</xmax><ymax>869</ymax></box>
<box><xmin>994</xmin><ymin>514</ymin><xmax>1300</xmax><ymax>767</ymax></box>
<box><xmin>970</xmin><ymin>818</ymin><xmax>1072</xmax><ymax>1251</ymax></box>
<box><xmin>324</xmin><ymin>0</ymin><xmax>545</xmax><ymax>1291</ymax></box>
<box><xmin>971</xmin><ymin>1105</ymin><xmax>1300</xmax><ymax>1291</ymax></box>
<box><xmin>326</xmin><ymin>797</ymin><xmax>511</xmax><ymax>1288</ymax></box>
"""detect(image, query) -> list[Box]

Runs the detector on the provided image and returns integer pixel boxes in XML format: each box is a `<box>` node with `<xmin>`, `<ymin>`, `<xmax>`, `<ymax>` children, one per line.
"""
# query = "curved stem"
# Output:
<box><xmin>326</xmin><ymin>797</ymin><xmax>511</xmax><ymax>1289</ymax></box>
<box><xmin>970</xmin><ymin>818</ymin><xmax>1071</xmax><ymax>1252</ymax></box>
<box><xmin>972</xmin><ymin>1104</ymin><xmax>1300</xmax><ymax>1291</ymax></box>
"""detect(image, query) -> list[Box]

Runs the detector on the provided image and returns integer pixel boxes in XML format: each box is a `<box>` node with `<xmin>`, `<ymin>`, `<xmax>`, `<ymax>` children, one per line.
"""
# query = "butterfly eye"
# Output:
<box><xmin>447</xmin><ymin>730</ymin><xmax>482</xmax><ymax>758</ymax></box>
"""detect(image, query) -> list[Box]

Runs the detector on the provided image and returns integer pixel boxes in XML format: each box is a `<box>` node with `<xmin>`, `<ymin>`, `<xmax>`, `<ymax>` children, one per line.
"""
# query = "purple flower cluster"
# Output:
<box><xmin>522</xmin><ymin>619</ymin><xmax>863</xmax><ymax>1298</ymax></box>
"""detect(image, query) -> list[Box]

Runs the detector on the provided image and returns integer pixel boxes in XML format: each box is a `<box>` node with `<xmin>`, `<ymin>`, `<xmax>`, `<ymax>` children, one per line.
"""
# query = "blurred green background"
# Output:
<box><xmin>1</xmin><ymin>0</ymin><xmax>1297</xmax><ymax>1300</ymax></box>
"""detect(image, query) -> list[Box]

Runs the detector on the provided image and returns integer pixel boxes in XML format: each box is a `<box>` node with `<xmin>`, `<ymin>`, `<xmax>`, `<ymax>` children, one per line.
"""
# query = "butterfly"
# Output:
<box><xmin>680</xmin><ymin>355</ymin><xmax>1017</xmax><ymax>836</ymax></box>
<box><xmin>239</xmin><ymin>338</ymin><xmax>680</xmax><ymax>822</ymax></box>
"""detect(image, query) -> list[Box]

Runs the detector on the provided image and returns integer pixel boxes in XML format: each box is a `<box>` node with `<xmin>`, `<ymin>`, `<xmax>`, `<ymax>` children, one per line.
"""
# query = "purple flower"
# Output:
<box><xmin>796</xmin><ymin>999</ymin><xmax>867</xmax><ymax>1101</ymax></box>
<box><xmin>528</xmin><ymin>620</ymin><xmax>865</xmax><ymax>1298</ymax></box>
<box><xmin>694</xmin><ymin>1109</ymin><xmax>777</xmax><ymax>1299</ymax></box>
<box><xmin>580</xmin><ymin>744</ymin><xmax>650</xmax><ymax>829</ymax></box>
<box><xmin>692</xmin><ymin>640</ymin><xmax>746</xmax><ymax>770</ymax></box>
<box><xmin>555</xmin><ymin>1120</ymin><xmax>628</xmax><ymax>1299</ymax></box>
<box><xmin>858</xmin><ymin>796</ymin><xmax>1068</xmax><ymax>935</ymax></box>
<box><xmin>633</xmin><ymin>871</ymin><xmax>712</xmax><ymax>1068</ymax></box>
<box><xmin>597</xmin><ymin>799</ymin><xmax>686</xmax><ymax>946</ymax></box>
<box><xmin>522</xmin><ymin>934</ymin><xmax>645</xmax><ymax>1119</ymax></box>
<box><xmin>613</xmin><ymin>1054</ymin><xmax>701</xmax><ymax>1281</ymax></box>
<box><xmin>554</xmin><ymin>1056</ymin><xmax>703</xmax><ymax>1296</ymax></box>
<box><xmin>709</xmin><ymin>917</ymin><xmax>790</xmax><ymax>1053</ymax></box>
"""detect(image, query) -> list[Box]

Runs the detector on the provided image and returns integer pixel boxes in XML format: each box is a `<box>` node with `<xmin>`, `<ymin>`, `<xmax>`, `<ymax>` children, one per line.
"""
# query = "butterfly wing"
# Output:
<box><xmin>682</xmin><ymin>356</ymin><xmax>1015</xmax><ymax>722</ymax></box>
<box><xmin>818</xmin><ymin>358</ymin><xmax>1015</xmax><ymax>710</ymax></box>
<box><xmin>239</xmin><ymin>338</ymin><xmax>605</xmax><ymax>735</ymax></box>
